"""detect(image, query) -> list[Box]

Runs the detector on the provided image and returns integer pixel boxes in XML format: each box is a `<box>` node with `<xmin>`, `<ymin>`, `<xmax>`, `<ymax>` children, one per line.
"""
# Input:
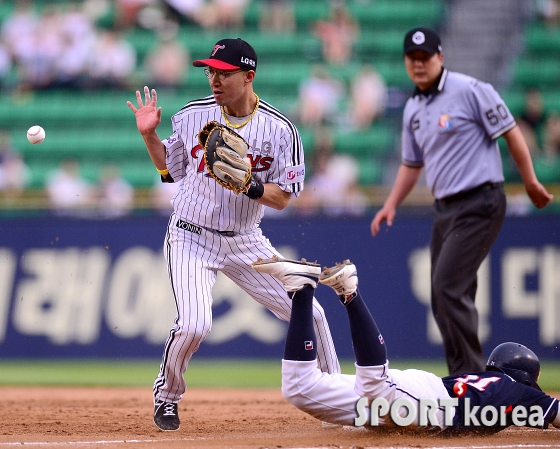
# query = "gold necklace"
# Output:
<box><xmin>221</xmin><ymin>93</ymin><xmax>259</xmax><ymax>129</ymax></box>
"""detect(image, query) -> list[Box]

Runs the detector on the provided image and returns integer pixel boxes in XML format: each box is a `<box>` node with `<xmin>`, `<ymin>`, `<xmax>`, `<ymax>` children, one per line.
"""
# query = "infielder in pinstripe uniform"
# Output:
<box><xmin>127</xmin><ymin>38</ymin><xmax>340</xmax><ymax>431</ymax></box>
<box><xmin>371</xmin><ymin>28</ymin><xmax>553</xmax><ymax>376</ymax></box>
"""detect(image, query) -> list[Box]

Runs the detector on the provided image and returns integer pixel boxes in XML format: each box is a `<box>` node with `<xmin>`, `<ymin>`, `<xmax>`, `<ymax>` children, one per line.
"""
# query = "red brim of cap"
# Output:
<box><xmin>192</xmin><ymin>59</ymin><xmax>239</xmax><ymax>70</ymax></box>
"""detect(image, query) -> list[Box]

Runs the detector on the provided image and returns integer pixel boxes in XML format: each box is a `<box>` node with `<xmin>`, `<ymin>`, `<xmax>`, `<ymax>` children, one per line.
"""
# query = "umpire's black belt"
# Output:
<box><xmin>438</xmin><ymin>182</ymin><xmax>503</xmax><ymax>204</ymax></box>
<box><xmin>176</xmin><ymin>219</ymin><xmax>236</xmax><ymax>237</ymax></box>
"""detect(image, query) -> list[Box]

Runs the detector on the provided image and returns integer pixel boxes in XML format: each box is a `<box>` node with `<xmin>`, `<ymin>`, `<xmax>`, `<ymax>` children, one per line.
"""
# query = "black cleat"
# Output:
<box><xmin>154</xmin><ymin>400</ymin><xmax>180</xmax><ymax>431</ymax></box>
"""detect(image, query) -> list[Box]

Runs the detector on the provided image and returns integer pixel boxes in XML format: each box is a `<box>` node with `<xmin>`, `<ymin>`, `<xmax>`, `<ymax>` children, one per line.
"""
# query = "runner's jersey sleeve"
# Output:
<box><xmin>442</xmin><ymin>371</ymin><xmax>559</xmax><ymax>433</ymax></box>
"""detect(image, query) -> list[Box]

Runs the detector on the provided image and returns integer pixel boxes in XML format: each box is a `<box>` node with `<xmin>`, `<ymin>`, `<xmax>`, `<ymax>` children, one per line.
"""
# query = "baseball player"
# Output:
<box><xmin>252</xmin><ymin>256</ymin><xmax>560</xmax><ymax>433</ymax></box>
<box><xmin>127</xmin><ymin>38</ymin><xmax>340</xmax><ymax>432</ymax></box>
<box><xmin>371</xmin><ymin>28</ymin><xmax>554</xmax><ymax>375</ymax></box>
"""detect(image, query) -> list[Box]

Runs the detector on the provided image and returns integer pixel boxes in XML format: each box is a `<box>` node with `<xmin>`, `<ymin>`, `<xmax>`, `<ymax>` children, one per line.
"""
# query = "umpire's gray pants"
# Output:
<box><xmin>431</xmin><ymin>184</ymin><xmax>506</xmax><ymax>375</ymax></box>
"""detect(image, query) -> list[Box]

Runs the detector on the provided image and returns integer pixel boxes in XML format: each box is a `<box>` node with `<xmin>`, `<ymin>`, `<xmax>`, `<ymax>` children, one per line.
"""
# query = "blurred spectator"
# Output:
<box><xmin>164</xmin><ymin>0</ymin><xmax>208</xmax><ymax>26</ymax></box>
<box><xmin>46</xmin><ymin>159</ymin><xmax>95</xmax><ymax>216</ymax></box>
<box><xmin>151</xmin><ymin>174</ymin><xmax>179</xmax><ymax>215</ymax></box>
<box><xmin>0</xmin><ymin>43</ymin><xmax>12</xmax><ymax>91</ymax></box>
<box><xmin>517</xmin><ymin>88</ymin><xmax>547</xmax><ymax>155</ymax></box>
<box><xmin>164</xmin><ymin>0</ymin><xmax>249</xmax><ymax>30</ymax></box>
<box><xmin>312</xmin><ymin>4</ymin><xmax>359</xmax><ymax>66</ymax></box>
<box><xmin>259</xmin><ymin>0</ymin><xmax>295</xmax><ymax>34</ymax></box>
<box><xmin>534</xmin><ymin>0</ymin><xmax>560</xmax><ymax>26</ymax></box>
<box><xmin>1</xmin><ymin>0</ymin><xmax>38</xmax><ymax>70</ymax></box>
<box><xmin>293</xmin><ymin>129</ymin><xmax>367</xmax><ymax>216</ymax></box>
<box><xmin>211</xmin><ymin>0</ymin><xmax>250</xmax><ymax>30</ymax></box>
<box><xmin>2</xmin><ymin>2</ymin><xmax>100</xmax><ymax>90</ymax></box>
<box><xmin>144</xmin><ymin>25</ymin><xmax>189</xmax><ymax>90</ymax></box>
<box><xmin>0</xmin><ymin>132</ymin><xmax>30</xmax><ymax>199</ymax></box>
<box><xmin>114</xmin><ymin>0</ymin><xmax>154</xmax><ymax>29</ymax></box>
<box><xmin>542</xmin><ymin>112</ymin><xmax>560</xmax><ymax>159</ymax></box>
<box><xmin>82</xmin><ymin>0</ymin><xmax>114</xmax><ymax>24</ymax></box>
<box><xmin>348</xmin><ymin>64</ymin><xmax>387</xmax><ymax>130</ymax></box>
<box><xmin>87</xmin><ymin>29</ymin><xmax>136</xmax><ymax>89</ymax></box>
<box><xmin>56</xmin><ymin>4</ymin><xmax>96</xmax><ymax>88</ymax></box>
<box><xmin>136</xmin><ymin>4</ymin><xmax>168</xmax><ymax>30</ymax></box>
<box><xmin>298</xmin><ymin>64</ymin><xmax>344</xmax><ymax>128</ymax></box>
<box><xmin>18</xmin><ymin>5</ymin><xmax>64</xmax><ymax>89</ymax></box>
<box><xmin>97</xmin><ymin>163</ymin><xmax>134</xmax><ymax>218</ymax></box>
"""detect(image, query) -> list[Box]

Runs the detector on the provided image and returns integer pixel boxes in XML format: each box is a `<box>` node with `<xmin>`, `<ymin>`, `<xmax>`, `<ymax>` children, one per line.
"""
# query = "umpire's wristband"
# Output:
<box><xmin>243</xmin><ymin>176</ymin><xmax>265</xmax><ymax>200</ymax></box>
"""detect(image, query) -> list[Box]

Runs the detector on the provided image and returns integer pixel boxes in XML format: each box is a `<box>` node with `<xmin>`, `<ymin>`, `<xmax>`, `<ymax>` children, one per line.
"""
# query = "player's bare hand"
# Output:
<box><xmin>525</xmin><ymin>180</ymin><xmax>554</xmax><ymax>209</ymax></box>
<box><xmin>127</xmin><ymin>86</ymin><xmax>162</xmax><ymax>136</ymax></box>
<box><xmin>370</xmin><ymin>206</ymin><xmax>396</xmax><ymax>236</ymax></box>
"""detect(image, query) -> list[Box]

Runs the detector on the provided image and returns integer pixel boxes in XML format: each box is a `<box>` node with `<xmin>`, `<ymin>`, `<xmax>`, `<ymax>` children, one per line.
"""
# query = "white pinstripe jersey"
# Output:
<box><xmin>162</xmin><ymin>95</ymin><xmax>305</xmax><ymax>233</ymax></box>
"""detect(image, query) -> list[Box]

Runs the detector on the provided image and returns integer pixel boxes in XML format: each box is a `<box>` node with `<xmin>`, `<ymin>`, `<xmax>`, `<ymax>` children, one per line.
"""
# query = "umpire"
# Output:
<box><xmin>371</xmin><ymin>27</ymin><xmax>553</xmax><ymax>375</ymax></box>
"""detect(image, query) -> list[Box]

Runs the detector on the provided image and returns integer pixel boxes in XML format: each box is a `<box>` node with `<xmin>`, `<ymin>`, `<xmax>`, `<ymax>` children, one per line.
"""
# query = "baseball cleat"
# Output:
<box><xmin>319</xmin><ymin>260</ymin><xmax>358</xmax><ymax>299</ymax></box>
<box><xmin>153</xmin><ymin>400</ymin><xmax>180</xmax><ymax>431</ymax></box>
<box><xmin>252</xmin><ymin>255</ymin><xmax>320</xmax><ymax>292</ymax></box>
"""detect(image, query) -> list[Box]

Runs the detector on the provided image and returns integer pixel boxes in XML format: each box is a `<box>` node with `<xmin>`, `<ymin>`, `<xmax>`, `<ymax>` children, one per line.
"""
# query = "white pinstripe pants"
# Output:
<box><xmin>153</xmin><ymin>215</ymin><xmax>340</xmax><ymax>402</ymax></box>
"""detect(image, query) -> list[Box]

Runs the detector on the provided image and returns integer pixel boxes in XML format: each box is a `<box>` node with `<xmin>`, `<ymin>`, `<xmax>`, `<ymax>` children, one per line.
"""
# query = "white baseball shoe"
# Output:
<box><xmin>252</xmin><ymin>256</ymin><xmax>320</xmax><ymax>292</ymax></box>
<box><xmin>319</xmin><ymin>260</ymin><xmax>358</xmax><ymax>298</ymax></box>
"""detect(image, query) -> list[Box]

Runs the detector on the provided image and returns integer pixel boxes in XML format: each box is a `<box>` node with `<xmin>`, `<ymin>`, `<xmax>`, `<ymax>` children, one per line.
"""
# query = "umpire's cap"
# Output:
<box><xmin>404</xmin><ymin>27</ymin><xmax>442</xmax><ymax>55</ymax></box>
<box><xmin>192</xmin><ymin>38</ymin><xmax>257</xmax><ymax>72</ymax></box>
<box><xmin>485</xmin><ymin>342</ymin><xmax>542</xmax><ymax>391</ymax></box>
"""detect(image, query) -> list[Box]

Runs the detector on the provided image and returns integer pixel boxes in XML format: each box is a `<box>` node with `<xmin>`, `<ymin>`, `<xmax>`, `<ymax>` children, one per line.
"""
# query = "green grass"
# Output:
<box><xmin>0</xmin><ymin>358</ymin><xmax>284</xmax><ymax>388</ymax></box>
<box><xmin>0</xmin><ymin>359</ymin><xmax>559</xmax><ymax>391</ymax></box>
<box><xmin>0</xmin><ymin>359</ymin><xmax>160</xmax><ymax>387</ymax></box>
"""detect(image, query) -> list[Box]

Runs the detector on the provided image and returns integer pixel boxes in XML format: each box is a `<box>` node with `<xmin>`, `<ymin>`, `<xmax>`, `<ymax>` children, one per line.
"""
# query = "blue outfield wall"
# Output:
<box><xmin>0</xmin><ymin>214</ymin><xmax>558</xmax><ymax>360</ymax></box>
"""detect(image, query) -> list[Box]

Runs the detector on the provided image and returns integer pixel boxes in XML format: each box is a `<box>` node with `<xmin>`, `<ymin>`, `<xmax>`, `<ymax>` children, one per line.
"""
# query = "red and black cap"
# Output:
<box><xmin>192</xmin><ymin>38</ymin><xmax>257</xmax><ymax>71</ymax></box>
<box><xmin>403</xmin><ymin>27</ymin><xmax>442</xmax><ymax>55</ymax></box>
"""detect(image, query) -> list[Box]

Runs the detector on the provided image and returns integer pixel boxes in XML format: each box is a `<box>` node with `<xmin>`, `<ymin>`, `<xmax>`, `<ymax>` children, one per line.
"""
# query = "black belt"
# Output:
<box><xmin>438</xmin><ymin>182</ymin><xmax>503</xmax><ymax>204</ymax></box>
<box><xmin>217</xmin><ymin>230</ymin><xmax>235</xmax><ymax>237</ymax></box>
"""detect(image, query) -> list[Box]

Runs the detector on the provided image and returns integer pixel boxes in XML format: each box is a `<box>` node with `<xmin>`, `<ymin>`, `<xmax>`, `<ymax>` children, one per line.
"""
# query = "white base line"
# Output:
<box><xmin>0</xmin><ymin>441</ymin><xmax>557</xmax><ymax>448</ymax></box>
<box><xmin>0</xmin><ymin>438</ymin><xmax>202</xmax><ymax>446</ymax></box>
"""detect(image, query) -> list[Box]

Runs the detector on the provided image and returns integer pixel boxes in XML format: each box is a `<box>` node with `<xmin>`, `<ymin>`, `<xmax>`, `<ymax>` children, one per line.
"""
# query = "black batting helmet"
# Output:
<box><xmin>486</xmin><ymin>342</ymin><xmax>541</xmax><ymax>390</ymax></box>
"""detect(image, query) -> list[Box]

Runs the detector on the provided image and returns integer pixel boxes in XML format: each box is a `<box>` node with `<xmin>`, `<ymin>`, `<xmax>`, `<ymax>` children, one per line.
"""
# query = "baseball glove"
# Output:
<box><xmin>198</xmin><ymin>121</ymin><xmax>251</xmax><ymax>194</ymax></box>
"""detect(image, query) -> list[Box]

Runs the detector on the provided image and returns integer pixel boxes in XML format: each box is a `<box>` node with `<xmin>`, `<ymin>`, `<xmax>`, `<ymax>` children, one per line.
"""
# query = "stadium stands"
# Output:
<box><xmin>505</xmin><ymin>14</ymin><xmax>560</xmax><ymax>183</ymax></box>
<box><xmin>1</xmin><ymin>0</ymin><xmax>448</xmax><ymax>193</ymax></box>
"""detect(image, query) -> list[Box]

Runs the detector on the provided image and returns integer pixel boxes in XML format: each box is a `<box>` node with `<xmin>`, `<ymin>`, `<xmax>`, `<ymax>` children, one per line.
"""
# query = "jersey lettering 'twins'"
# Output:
<box><xmin>191</xmin><ymin>144</ymin><xmax>273</xmax><ymax>173</ymax></box>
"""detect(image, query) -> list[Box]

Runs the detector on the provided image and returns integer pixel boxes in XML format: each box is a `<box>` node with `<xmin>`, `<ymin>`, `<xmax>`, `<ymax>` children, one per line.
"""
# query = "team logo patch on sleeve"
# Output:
<box><xmin>166</xmin><ymin>132</ymin><xmax>178</xmax><ymax>144</ymax></box>
<box><xmin>285</xmin><ymin>164</ymin><xmax>305</xmax><ymax>184</ymax></box>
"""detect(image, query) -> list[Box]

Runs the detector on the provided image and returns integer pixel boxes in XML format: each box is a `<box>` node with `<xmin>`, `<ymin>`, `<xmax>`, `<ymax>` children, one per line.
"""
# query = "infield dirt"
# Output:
<box><xmin>0</xmin><ymin>386</ymin><xmax>558</xmax><ymax>448</ymax></box>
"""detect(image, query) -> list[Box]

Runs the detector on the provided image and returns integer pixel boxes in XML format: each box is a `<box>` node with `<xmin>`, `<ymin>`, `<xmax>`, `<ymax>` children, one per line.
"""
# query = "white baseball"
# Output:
<box><xmin>27</xmin><ymin>125</ymin><xmax>46</xmax><ymax>144</ymax></box>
